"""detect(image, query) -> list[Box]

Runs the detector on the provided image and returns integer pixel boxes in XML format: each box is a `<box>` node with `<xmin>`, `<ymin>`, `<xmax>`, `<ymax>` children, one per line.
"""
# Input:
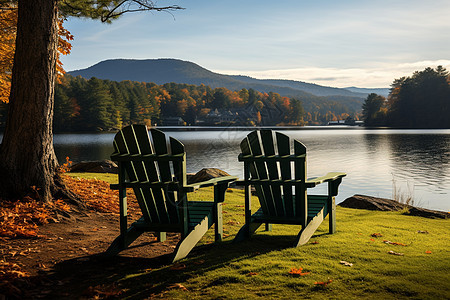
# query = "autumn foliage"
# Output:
<box><xmin>0</xmin><ymin>5</ymin><xmax>72</xmax><ymax>103</ymax></box>
<box><xmin>0</xmin><ymin>196</ymin><xmax>70</xmax><ymax>238</ymax></box>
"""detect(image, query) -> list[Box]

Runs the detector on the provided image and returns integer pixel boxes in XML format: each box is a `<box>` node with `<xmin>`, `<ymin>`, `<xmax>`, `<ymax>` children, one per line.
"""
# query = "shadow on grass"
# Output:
<box><xmin>26</xmin><ymin>234</ymin><xmax>307</xmax><ymax>299</ymax></box>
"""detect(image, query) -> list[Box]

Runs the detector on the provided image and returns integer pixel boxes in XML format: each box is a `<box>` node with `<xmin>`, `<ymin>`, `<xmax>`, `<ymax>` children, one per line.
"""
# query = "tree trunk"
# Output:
<box><xmin>0</xmin><ymin>0</ymin><xmax>59</xmax><ymax>202</ymax></box>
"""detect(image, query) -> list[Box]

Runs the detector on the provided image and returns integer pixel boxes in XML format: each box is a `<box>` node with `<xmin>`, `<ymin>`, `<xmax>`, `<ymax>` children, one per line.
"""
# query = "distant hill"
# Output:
<box><xmin>345</xmin><ymin>86</ymin><xmax>390</xmax><ymax>97</ymax></box>
<box><xmin>69</xmin><ymin>58</ymin><xmax>371</xmax><ymax>111</ymax></box>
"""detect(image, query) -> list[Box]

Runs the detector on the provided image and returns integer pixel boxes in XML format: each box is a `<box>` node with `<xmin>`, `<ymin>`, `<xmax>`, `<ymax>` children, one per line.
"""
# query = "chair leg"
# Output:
<box><xmin>157</xmin><ymin>232</ymin><xmax>166</xmax><ymax>242</ymax></box>
<box><xmin>105</xmin><ymin>225</ymin><xmax>144</xmax><ymax>256</ymax></box>
<box><xmin>295</xmin><ymin>208</ymin><xmax>325</xmax><ymax>247</ymax></box>
<box><xmin>214</xmin><ymin>202</ymin><xmax>223</xmax><ymax>242</ymax></box>
<box><xmin>233</xmin><ymin>222</ymin><xmax>262</xmax><ymax>243</ymax></box>
<box><xmin>328</xmin><ymin>196</ymin><xmax>336</xmax><ymax>234</ymax></box>
<box><xmin>172</xmin><ymin>217</ymin><xmax>209</xmax><ymax>262</ymax></box>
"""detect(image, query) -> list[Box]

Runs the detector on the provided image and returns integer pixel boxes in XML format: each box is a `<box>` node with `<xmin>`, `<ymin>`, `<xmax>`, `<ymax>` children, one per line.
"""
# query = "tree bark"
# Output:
<box><xmin>0</xmin><ymin>0</ymin><xmax>59</xmax><ymax>202</ymax></box>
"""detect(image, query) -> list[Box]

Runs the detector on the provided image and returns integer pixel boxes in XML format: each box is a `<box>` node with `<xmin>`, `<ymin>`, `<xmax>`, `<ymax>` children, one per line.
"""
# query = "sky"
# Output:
<box><xmin>61</xmin><ymin>0</ymin><xmax>450</xmax><ymax>88</ymax></box>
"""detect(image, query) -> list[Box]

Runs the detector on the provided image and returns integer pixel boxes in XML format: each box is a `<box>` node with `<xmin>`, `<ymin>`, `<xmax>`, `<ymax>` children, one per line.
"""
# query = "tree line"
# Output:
<box><xmin>362</xmin><ymin>66</ymin><xmax>450</xmax><ymax>128</ymax></box>
<box><xmin>0</xmin><ymin>75</ymin><xmax>358</xmax><ymax>132</ymax></box>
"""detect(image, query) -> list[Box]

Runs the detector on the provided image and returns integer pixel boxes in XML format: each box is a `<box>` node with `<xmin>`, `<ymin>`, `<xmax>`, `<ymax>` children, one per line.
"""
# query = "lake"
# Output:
<box><xmin>3</xmin><ymin>127</ymin><xmax>450</xmax><ymax>211</ymax></box>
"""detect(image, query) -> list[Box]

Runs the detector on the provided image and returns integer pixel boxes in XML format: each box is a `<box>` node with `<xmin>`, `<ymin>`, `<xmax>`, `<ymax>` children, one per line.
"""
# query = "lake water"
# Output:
<box><xmin>2</xmin><ymin>127</ymin><xmax>450</xmax><ymax>211</ymax></box>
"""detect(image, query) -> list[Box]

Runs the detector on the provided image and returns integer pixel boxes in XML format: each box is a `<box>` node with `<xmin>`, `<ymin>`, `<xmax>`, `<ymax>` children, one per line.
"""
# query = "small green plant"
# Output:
<box><xmin>392</xmin><ymin>175</ymin><xmax>415</xmax><ymax>206</ymax></box>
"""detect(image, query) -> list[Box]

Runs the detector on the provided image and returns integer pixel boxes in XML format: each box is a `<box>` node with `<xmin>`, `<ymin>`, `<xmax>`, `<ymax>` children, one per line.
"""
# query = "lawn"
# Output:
<box><xmin>66</xmin><ymin>173</ymin><xmax>450</xmax><ymax>299</ymax></box>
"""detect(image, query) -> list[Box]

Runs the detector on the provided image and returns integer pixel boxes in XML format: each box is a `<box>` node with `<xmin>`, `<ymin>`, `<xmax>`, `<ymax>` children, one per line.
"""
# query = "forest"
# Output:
<box><xmin>0</xmin><ymin>75</ymin><xmax>357</xmax><ymax>132</ymax></box>
<box><xmin>362</xmin><ymin>66</ymin><xmax>450</xmax><ymax>128</ymax></box>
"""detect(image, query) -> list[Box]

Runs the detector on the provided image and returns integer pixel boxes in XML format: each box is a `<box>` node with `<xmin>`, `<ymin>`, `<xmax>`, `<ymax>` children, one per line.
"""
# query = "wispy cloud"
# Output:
<box><xmin>216</xmin><ymin>60</ymin><xmax>450</xmax><ymax>88</ymax></box>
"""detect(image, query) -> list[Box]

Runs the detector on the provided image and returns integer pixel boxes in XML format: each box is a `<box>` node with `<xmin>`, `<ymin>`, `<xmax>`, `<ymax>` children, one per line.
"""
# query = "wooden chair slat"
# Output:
<box><xmin>276</xmin><ymin>132</ymin><xmax>294</xmax><ymax>217</ymax></box>
<box><xmin>240</xmin><ymin>137</ymin><xmax>269</xmax><ymax>214</ymax></box>
<box><xmin>133</xmin><ymin>125</ymin><xmax>171</xmax><ymax>224</ymax></box>
<box><xmin>150</xmin><ymin>129</ymin><xmax>176</xmax><ymax>222</ymax></box>
<box><xmin>293</xmin><ymin>139</ymin><xmax>307</xmax><ymax>220</ymax></box>
<box><xmin>117</xmin><ymin>126</ymin><xmax>157</xmax><ymax>223</ymax></box>
<box><xmin>247</xmin><ymin>131</ymin><xmax>277</xmax><ymax>216</ymax></box>
<box><xmin>260</xmin><ymin>130</ymin><xmax>284</xmax><ymax>216</ymax></box>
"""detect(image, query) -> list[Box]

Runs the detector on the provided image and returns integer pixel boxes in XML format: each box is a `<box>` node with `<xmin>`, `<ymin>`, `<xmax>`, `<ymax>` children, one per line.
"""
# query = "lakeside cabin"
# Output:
<box><xmin>328</xmin><ymin>119</ymin><xmax>363</xmax><ymax>126</ymax></box>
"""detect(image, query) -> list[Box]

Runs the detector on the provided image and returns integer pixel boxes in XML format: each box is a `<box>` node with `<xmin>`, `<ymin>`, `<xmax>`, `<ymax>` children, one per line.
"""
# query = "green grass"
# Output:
<box><xmin>67</xmin><ymin>172</ymin><xmax>450</xmax><ymax>299</ymax></box>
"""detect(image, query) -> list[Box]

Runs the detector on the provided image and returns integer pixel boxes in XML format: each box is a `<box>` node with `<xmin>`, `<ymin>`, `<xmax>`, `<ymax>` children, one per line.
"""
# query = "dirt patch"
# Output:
<box><xmin>1</xmin><ymin>209</ymin><xmax>182</xmax><ymax>298</ymax></box>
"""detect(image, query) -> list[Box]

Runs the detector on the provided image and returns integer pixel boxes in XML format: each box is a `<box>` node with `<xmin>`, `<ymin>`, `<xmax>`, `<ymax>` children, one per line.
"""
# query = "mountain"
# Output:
<box><xmin>345</xmin><ymin>87</ymin><xmax>390</xmax><ymax>97</ymax></box>
<box><xmin>68</xmin><ymin>58</ymin><xmax>368</xmax><ymax>111</ymax></box>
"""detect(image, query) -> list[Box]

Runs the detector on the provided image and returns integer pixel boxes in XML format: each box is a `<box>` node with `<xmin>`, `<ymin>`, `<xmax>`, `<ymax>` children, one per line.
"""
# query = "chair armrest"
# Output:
<box><xmin>110</xmin><ymin>181</ymin><xmax>179</xmax><ymax>190</ymax></box>
<box><xmin>305</xmin><ymin>172</ymin><xmax>346</xmax><ymax>188</ymax></box>
<box><xmin>182</xmin><ymin>176</ymin><xmax>238</xmax><ymax>192</ymax></box>
<box><xmin>234</xmin><ymin>179</ymin><xmax>303</xmax><ymax>186</ymax></box>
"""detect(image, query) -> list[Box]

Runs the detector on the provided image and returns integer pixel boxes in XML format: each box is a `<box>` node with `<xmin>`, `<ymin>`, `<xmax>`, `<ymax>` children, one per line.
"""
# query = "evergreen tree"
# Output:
<box><xmin>362</xmin><ymin>93</ymin><xmax>386</xmax><ymax>126</ymax></box>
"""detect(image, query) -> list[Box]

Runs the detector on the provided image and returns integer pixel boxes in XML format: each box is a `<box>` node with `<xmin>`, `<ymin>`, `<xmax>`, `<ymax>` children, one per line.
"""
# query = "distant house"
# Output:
<box><xmin>196</xmin><ymin>109</ymin><xmax>243</xmax><ymax>125</ymax></box>
<box><xmin>162</xmin><ymin>117</ymin><xmax>185</xmax><ymax>126</ymax></box>
<box><xmin>328</xmin><ymin>117</ymin><xmax>363</xmax><ymax>126</ymax></box>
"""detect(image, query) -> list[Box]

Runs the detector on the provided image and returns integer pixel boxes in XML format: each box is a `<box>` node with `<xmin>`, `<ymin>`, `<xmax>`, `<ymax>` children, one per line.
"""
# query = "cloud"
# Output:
<box><xmin>216</xmin><ymin>60</ymin><xmax>450</xmax><ymax>88</ymax></box>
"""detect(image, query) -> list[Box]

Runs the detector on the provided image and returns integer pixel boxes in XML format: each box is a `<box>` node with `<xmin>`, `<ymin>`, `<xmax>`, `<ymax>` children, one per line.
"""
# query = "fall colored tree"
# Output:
<box><xmin>0</xmin><ymin>4</ymin><xmax>73</xmax><ymax>103</ymax></box>
<box><xmin>0</xmin><ymin>1</ymin><xmax>183</xmax><ymax>203</ymax></box>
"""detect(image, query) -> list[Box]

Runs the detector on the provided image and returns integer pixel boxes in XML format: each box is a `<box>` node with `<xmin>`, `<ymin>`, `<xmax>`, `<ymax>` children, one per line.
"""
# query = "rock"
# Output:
<box><xmin>187</xmin><ymin>168</ymin><xmax>231</xmax><ymax>184</ymax></box>
<box><xmin>339</xmin><ymin>194</ymin><xmax>449</xmax><ymax>219</ymax></box>
<box><xmin>406</xmin><ymin>207</ymin><xmax>450</xmax><ymax>219</ymax></box>
<box><xmin>339</xmin><ymin>194</ymin><xmax>407</xmax><ymax>211</ymax></box>
<box><xmin>70</xmin><ymin>160</ymin><xmax>118</xmax><ymax>174</ymax></box>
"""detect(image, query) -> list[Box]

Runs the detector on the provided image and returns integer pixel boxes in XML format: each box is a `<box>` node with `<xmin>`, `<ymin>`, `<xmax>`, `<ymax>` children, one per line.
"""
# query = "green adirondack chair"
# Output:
<box><xmin>234</xmin><ymin>130</ymin><xmax>346</xmax><ymax>246</ymax></box>
<box><xmin>106</xmin><ymin>125</ymin><xmax>237</xmax><ymax>262</ymax></box>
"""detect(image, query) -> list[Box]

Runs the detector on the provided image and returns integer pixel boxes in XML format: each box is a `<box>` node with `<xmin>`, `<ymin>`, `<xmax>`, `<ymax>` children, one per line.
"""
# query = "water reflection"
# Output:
<box><xmin>2</xmin><ymin>128</ymin><xmax>449</xmax><ymax>211</ymax></box>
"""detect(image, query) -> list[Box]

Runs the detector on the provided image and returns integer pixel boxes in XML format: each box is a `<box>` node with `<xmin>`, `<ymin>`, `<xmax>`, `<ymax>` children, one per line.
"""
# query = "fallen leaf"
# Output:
<box><xmin>417</xmin><ymin>230</ymin><xmax>429</xmax><ymax>234</ymax></box>
<box><xmin>369</xmin><ymin>238</ymin><xmax>375</xmax><ymax>242</ymax></box>
<box><xmin>246</xmin><ymin>272</ymin><xmax>258</xmax><ymax>277</ymax></box>
<box><xmin>371</xmin><ymin>233</ymin><xmax>383</xmax><ymax>238</ymax></box>
<box><xmin>383</xmin><ymin>240</ymin><xmax>407</xmax><ymax>246</ymax></box>
<box><xmin>310</xmin><ymin>241</ymin><xmax>319</xmax><ymax>244</ymax></box>
<box><xmin>425</xmin><ymin>250</ymin><xmax>432</xmax><ymax>254</ymax></box>
<box><xmin>193</xmin><ymin>259</ymin><xmax>205</xmax><ymax>265</ymax></box>
<box><xmin>387</xmin><ymin>250</ymin><xmax>404</xmax><ymax>256</ymax></box>
<box><xmin>289</xmin><ymin>268</ymin><xmax>311</xmax><ymax>276</ymax></box>
<box><xmin>169</xmin><ymin>283</ymin><xmax>188</xmax><ymax>291</ymax></box>
<box><xmin>315</xmin><ymin>279</ymin><xmax>333</xmax><ymax>286</ymax></box>
<box><xmin>340</xmin><ymin>261</ymin><xmax>353</xmax><ymax>267</ymax></box>
<box><xmin>170</xmin><ymin>264</ymin><xmax>186</xmax><ymax>271</ymax></box>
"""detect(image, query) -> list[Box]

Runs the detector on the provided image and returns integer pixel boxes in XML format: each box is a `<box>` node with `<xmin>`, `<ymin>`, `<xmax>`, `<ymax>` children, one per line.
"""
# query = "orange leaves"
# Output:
<box><xmin>315</xmin><ymin>279</ymin><xmax>333</xmax><ymax>287</ymax></box>
<box><xmin>371</xmin><ymin>233</ymin><xmax>383</xmax><ymax>238</ymax></box>
<box><xmin>0</xmin><ymin>7</ymin><xmax>73</xmax><ymax>101</ymax></box>
<box><xmin>383</xmin><ymin>240</ymin><xmax>407</xmax><ymax>246</ymax></box>
<box><xmin>58</xmin><ymin>156</ymin><xmax>73</xmax><ymax>173</ymax></box>
<box><xmin>0</xmin><ymin>260</ymin><xmax>29</xmax><ymax>280</ymax></box>
<box><xmin>425</xmin><ymin>250</ymin><xmax>432</xmax><ymax>254</ymax></box>
<box><xmin>62</xmin><ymin>174</ymin><xmax>122</xmax><ymax>214</ymax></box>
<box><xmin>0</xmin><ymin>195</ymin><xmax>67</xmax><ymax>238</ymax></box>
<box><xmin>0</xmin><ymin>5</ymin><xmax>17</xmax><ymax>103</ymax></box>
<box><xmin>289</xmin><ymin>267</ymin><xmax>310</xmax><ymax>276</ymax></box>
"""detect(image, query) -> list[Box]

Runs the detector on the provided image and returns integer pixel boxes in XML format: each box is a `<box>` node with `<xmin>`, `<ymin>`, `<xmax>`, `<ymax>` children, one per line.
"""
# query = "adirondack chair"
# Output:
<box><xmin>106</xmin><ymin>125</ymin><xmax>237</xmax><ymax>262</ymax></box>
<box><xmin>234</xmin><ymin>130</ymin><xmax>346</xmax><ymax>246</ymax></box>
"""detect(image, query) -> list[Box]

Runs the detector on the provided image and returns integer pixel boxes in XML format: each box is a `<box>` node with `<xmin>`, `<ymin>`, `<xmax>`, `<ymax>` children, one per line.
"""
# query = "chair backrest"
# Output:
<box><xmin>112</xmin><ymin>124</ymin><xmax>186</xmax><ymax>224</ymax></box>
<box><xmin>239</xmin><ymin>130</ymin><xmax>308</xmax><ymax>219</ymax></box>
